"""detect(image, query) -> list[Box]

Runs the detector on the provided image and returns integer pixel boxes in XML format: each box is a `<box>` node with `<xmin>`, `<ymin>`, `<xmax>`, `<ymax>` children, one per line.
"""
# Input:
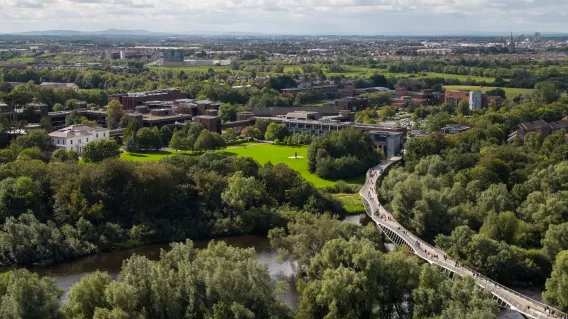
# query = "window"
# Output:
<box><xmin>78</xmin><ymin>139</ymin><xmax>81</xmax><ymax>144</ymax></box>
<box><xmin>86</xmin><ymin>138</ymin><xmax>89</xmax><ymax>142</ymax></box>
<box><xmin>70</xmin><ymin>140</ymin><xmax>73</xmax><ymax>145</ymax></box>
<box><xmin>57</xmin><ymin>139</ymin><xmax>60</xmax><ymax>145</ymax></box>
<box><xmin>103</xmin><ymin>133</ymin><xmax>106</xmax><ymax>137</ymax></box>
<box><xmin>96</xmin><ymin>134</ymin><xmax>98</xmax><ymax>138</ymax></box>
<box><xmin>63</xmin><ymin>140</ymin><xmax>66</xmax><ymax>145</ymax></box>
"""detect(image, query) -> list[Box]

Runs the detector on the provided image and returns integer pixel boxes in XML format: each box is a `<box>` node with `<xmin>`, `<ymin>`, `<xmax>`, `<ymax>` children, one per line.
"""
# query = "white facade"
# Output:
<box><xmin>469</xmin><ymin>91</ymin><xmax>483</xmax><ymax>110</ymax></box>
<box><xmin>49</xmin><ymin>125</ymin><xmax>110</xmax><ymax>154</ymax></box>
<box><xmin>39</xmin><ymin>82</ymin><xmax>80</xmax><ymax>92</ymax></box>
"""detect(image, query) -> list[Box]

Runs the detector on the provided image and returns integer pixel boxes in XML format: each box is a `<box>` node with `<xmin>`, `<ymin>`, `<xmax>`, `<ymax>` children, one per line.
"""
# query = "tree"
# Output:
<box><xmin>64</xmin><ymin>271</ymin><xmax>112</xmax><ymax>319</ymax></box>
<box><xmin>242</xmin><ymin>126</ymin><xmax>263</xmax><ymax>140</ymax></box>
<box><xmin>105</xmin><ymin>100</ymin><xmax>125</xmax><ymax>130</ymax></box>
<box><xmin>53</xmin><ymin>103</ymin><xmax>64</xmax><ymax>111</ymax></box>
<box><xmin>363</xmin><ymin>91</ymin><xmax>392</xmax><ymax>107</ymax></box>
<box><xmin>533</xmin><ymin>81</ymin><xmax>561</xmax><ymax>104</ymax></box>
<box><xmin>542</xmin><ymin>223</ymin><xmax>568</xmax><ymax>261</ymax></box>
<box><xmin>124</xmin><ymin>136</ymin><xmax>141</xmax><ymax>153</ymax></box>
<box><xmin>221</xmin><ymin>129</ymin><xmax>239</xmax><ymax>142</ymax></box>
<box><xmin>486</xmin><ymin>88</ymin><xmax>506</xmax><ymax>99</ymax></box>
<box><xmin>122</xmin><ymin>119</ymin><xmax>140</xmax><ymax>141</ymax></box>
<box><xmin>62</xmin><ymin>240</ymin><xmax>288</xmax><ymax>319</ymax></box>
<box><xmin>457</xmin><ymin>100</ymin><xmax>471</xmax><ymax>116</ymax></box>
<box><xmin>264</xmin><ymin>122</ymin><xmax>289</xmax><ymax>141</ymax></box>
<box><xmin>169</xmin><ymin>130</ymin><xmax>191</xmax><ymax>152</ymax></box>
<box><xmin>39</xmin><ymin>116</ymin><xmax>53</xmax><ymax>131</ymax></box>
<box><xmin>413</xmin><ymin>265</ymin><xmax>498</xmax><ymax>319</ymax></box>
<box><xmin>2</xmin><ymin>89</ymin><xmax>32</xmax><ymax>121</ymax></box>
<box><xmin>218</xmin><ymin>103</ymin><xmax>238</xmax><ymax>123</ymax></box>
<box><xmin>194</xmin><ymin>130</ymin><xmax>225</xmax><ymax>152</ymax></box>
<box><xmin>159</xmin><ymin>126</ymin><xmax>173</xmax><ymax>146</ymax></box>
<box><xmin>0</xmin><ymin>269</ymin><xmax>63</xmax><ymax>319</ymax></box>
<box><xmin>378</xmin><ymin>105</ymin><xmax>397</xmax><ymax>119</ymax></box>
<box><xmin>10</xmin><ymin>129</ymin><xmax>53</xmax><ymax>153</ymax></box>
<box><xmin>51</xmin><ymin>148</ymin><xmax>78</xmax><ymax>162</ymax></box>
<box><xmin>64</xmin><ymin>99</ymin><xmax>80</xmax><ymax>110</ymax></box>
<box><xmin>221</xmin><ymin>171</ymin><xmax>271</xmax><ymax>212</ymax></box>
<box><xmin>65</xmin><ymin>109</ymin><xmax>83</xmax><ymax>126</ymax></box>
<box><xmin>82</xmin><ymin>139</ymin><xmax>120</xmax><ymax>163</ymax></box>
<box><xmin>543</xmin><ymin>251</ymin><xmax>568</xmax><ymax>311</ymax></box>
<box><xmin>136</xmin><ymin>128</ymin><xmax>162</xmax><ymax>151</ymax></box>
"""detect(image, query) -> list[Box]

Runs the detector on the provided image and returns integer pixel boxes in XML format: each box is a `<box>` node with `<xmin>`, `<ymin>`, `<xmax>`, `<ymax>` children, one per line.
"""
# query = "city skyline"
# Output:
<box><xmin>1</xmin><ymin>0</ymin><xmax>568</xmax><ymax>35</ymax></box>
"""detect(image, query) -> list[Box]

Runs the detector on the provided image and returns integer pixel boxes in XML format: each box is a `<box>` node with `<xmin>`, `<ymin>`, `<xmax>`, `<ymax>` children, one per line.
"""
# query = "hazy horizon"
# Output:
<box><xmin>1</xmin><ymin>0</ymin><xmax>568</xmax><ymax>36</ymax></box>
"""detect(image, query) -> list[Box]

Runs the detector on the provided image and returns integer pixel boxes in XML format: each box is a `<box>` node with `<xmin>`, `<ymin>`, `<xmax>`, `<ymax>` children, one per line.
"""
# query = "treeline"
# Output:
<box><xmin>0</xmin><ymin>213</ymin><xmax>501</xmax><ymax>319</ymax></box>
<box><xmin>0</xmin><ymin>129</ymin><xmax>343</xmax><ymax>267</ymax></box>
<box><xmin>387</xmin><ymin>60</ymin><xmax>568</xmax><ymax>89</ymax></box>
<box><xmin>269</xmin><ymin>213</ymin><xmax>500</xmax><ymax>319</ymax></box>
<box><xmin>378</xmin><ymin>95</ymin><xmax>568</xmax><ymax>308</ymax></box>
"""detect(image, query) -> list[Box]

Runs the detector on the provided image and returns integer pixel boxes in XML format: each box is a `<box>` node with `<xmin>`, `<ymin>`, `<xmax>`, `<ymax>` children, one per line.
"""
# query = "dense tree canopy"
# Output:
<box><xmin>308</xmin><ymin>128</ymin><xmax>384</xmax><ymax>180</ymax></box>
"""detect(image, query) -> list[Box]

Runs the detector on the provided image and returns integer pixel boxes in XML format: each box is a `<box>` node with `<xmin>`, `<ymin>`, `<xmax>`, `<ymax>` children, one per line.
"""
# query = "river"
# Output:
<box><xmin>8</xmin><ymin>214</ymin><xmax>543</xmax><ymax>318</ymax></box>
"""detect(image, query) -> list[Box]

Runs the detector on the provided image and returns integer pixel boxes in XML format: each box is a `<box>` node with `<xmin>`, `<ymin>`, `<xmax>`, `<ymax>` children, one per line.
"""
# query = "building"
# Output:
<box><xmin>392</xmin><ymin>89</ymin><xmax>436</xmax><ymax>107</ymax></box>
<box><xmin>444</xmin><ymin>91</ymin><xmax>470</xmax><ymax>108</ymax></box>
<box><xmin>507</xmin><ymin>119</ymin><xmax>568</xmax><ymax>143</ymax></box>
<box><xmin>442</xmin><ymin>124</ymin><xmax>470</xmax><ymax>134</ymax></box>
<box><xmin>48</xmin><ymin>125</ymin><xmax>109</xmax><ymax>154</ymax></box>
<box><xmin>108</xmin><ymin>88</ymin><xmax>187</xmax><ymax>110</ymax></box>
<box><xmin>39</xmin><ymin>82</ymin><xmax>80</xmax><ymax>92</ymax></box>
<box><xmin>281</xmin><ymin>84</ymin><xmax>337</xmax><ymax>99</ymax></box>
<box><xmin>161</xmin><ymin>49</ymin><xmax>184</xmax><ymax>67</ymax></box>
<box><xmin>334</xmin><ymin>96</ymin><xmax>370</xmax><ymax>112</ymax></box>
<box><xmin>285</xmin><ymin>111</ymin><xmax>321</xmax><ymax>121</ymax></box>
<box><xmin>193</xmin><ymin>115</ymin><xmax>220</xmax><ymax>133</ymax></box>
<box><xmin>469</xmin><ymin>91</ymin><xmax>483</xmax><ymax>110</ymax></box>
<box><xmin>444</xmin><ymin>91</ymin><xmax>502</xmax><ymax>109</ymax></box>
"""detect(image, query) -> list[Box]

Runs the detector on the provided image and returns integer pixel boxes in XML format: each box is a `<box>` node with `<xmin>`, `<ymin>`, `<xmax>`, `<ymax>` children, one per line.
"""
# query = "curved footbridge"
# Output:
<box><xmin>360</xmin><ymin>157</ymin><xmax>567</xmax><ymax>319</ymax></box>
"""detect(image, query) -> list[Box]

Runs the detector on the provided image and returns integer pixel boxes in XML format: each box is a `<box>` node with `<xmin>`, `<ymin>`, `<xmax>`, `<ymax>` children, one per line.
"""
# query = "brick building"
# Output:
<box><xmin>335</xmin><ymin>96</ymin><xmax>370</xmax><ymax>112</ymax></box>
<box><xmin>108</xmin><ymin>88</ymin><xmax>187</xmax><ymax>110</ymax></box>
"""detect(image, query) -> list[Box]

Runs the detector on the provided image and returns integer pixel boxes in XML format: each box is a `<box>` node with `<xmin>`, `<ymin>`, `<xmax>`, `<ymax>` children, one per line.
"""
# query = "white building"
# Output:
<box><xmin>469</xmin><ymin>91</ymin><xmax>483</xmax><ymax>110</ymax></box>
<box><xmin>48</xmin><ymin>125</ymin><xmax>110</xmax><ymax>154</ymax></box>
<box><xmin>39</xmin><ymin>82</ymin><xmax>80</xmax><ymax>92</ymax></box>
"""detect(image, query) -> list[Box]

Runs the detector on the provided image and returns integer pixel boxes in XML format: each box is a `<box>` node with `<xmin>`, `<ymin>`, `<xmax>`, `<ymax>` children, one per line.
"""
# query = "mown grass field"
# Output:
<box><xmin>222</xmin><ymin>143</ymin><xmax>365</xmax><ymax>187</ymax></box>
<box><xmin>443</xmin><ymin>85</ymin><xmax>534</xmax><ymax>98</ymax></box>
<box><xmin>120</xmin><ymin>143</ymin><xmax>366</xmax><ymax>188</ymax></box>
<box><xmin>332</xmin><ymin>193</ymin><xmax>365</xmax><ymax>215</ymax></box>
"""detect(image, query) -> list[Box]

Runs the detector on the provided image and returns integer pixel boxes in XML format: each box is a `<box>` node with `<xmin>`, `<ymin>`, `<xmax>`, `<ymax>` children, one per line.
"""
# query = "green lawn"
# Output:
<box><xmin>224</xmin><ymin>143</ymin><xmax>361</xmax><ymax>187</ymax></box>
<box><xmin>443</xmin><ymin>85</ymin><xmax>534</xmax><ymax>98</ymax></box>
<box><xmin>332</xmin><ymin>193</ymin><xmax>365</xmax><ymax>215</ymax></box>
<box><xmin>121</xmin><ymin>143</ymin><xmax>365</xmax><ymax>187</ymax></box>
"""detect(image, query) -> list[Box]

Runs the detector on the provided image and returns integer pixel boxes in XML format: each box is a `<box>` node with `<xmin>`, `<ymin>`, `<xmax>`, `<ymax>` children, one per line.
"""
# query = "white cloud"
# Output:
<box><xmin>0</xmin><ymin>0</ymin><xmax>567</xmax><ymax>34</ymax></box>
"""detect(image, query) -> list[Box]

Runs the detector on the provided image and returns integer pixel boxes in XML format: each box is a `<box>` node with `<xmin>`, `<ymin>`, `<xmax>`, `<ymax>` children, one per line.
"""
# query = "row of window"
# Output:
<box><xmin>53</xmin><ymin>133</ymin><xmax>106</xmax><ymax>146</ymax></box>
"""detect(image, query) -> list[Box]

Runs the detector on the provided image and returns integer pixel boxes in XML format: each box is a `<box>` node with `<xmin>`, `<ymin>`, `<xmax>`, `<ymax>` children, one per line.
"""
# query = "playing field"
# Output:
<box><xmin>121</xmin><ymin>143</ymin><xmax>365</xmax><ymax>187</ymax></box>
<box><xmin>223</xmin><ymin>143</ymin><xmax>365</xmax><ymax>187</ymax></box>
<box><xmin>443</xmin><ymin>85</ymin><xmax>534</xmax><ymax>98</ymax></box>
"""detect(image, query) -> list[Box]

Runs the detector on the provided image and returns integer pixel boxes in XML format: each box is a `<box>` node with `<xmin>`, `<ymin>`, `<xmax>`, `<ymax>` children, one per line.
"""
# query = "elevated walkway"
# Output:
<box><xmin>360</xmin><ymin>158</ymin><xmax>567</xmax><ymax>319</ymax></box>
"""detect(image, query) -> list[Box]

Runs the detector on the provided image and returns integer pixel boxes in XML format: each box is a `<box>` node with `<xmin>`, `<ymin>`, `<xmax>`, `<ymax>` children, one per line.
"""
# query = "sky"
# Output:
<box><xmin>1</xmin><ymin>0</ymin><xmax>568</xmax><ymax>35</ymax></box>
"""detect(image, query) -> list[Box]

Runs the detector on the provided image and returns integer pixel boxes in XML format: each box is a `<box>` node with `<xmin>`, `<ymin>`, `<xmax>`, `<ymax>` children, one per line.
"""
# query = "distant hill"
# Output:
<box><xmin>7</xmin><ymin>29</ymin><xmax>175</xmax><ymax>36</ymax></box>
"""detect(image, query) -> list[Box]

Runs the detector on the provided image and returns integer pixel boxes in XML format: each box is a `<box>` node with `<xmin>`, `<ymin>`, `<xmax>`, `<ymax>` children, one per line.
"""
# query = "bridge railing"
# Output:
<box><xmin>361</xmin><ymin>161</ymin><xmax>567</xmax><ymax>319</ymax></box>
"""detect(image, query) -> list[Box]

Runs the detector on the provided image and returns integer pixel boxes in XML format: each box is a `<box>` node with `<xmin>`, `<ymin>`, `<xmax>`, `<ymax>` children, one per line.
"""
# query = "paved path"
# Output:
<box><xmin>360</xmin><ymin>157</ymin><xmax>567</xmax><ymax>319</ymax></box>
